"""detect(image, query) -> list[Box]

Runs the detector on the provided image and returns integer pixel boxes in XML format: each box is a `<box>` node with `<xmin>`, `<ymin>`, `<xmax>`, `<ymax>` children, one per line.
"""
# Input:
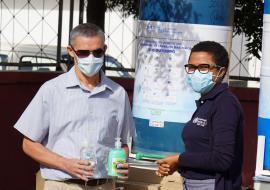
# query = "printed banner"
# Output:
<box><xmin>132</xmin><ymin>0</ymin><xmax>234</xmax><ymax>155</ymax></box>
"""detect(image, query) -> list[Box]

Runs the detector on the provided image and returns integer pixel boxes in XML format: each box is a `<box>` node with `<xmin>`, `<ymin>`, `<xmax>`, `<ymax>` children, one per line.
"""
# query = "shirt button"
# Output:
<box><xmin>201</xmin><ymin>101</ymin><xmax>204</xmax><ymax>104</ymax></box>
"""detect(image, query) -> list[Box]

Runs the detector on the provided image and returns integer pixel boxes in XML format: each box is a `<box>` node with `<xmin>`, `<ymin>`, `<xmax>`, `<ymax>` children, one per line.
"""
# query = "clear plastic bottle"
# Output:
<box><xmin>80</xmin><ymin>139</ymin><xmax>97</xmax><ymax>178</ymax></box>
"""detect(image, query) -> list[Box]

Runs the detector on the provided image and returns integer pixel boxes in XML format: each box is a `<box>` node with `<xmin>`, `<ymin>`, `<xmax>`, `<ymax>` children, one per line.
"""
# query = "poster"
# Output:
<box><xmin>132</xmin><ymin>0</ymin><xmax>234</xmax><ymax>155</ymax></box>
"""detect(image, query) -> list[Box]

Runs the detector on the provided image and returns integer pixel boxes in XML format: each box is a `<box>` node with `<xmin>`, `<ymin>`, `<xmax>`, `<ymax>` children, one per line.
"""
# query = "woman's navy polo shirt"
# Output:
<box><xmin>178</xmin><ymin>83</ymin><xmax>244</xmax><ymax>190</ymax></box>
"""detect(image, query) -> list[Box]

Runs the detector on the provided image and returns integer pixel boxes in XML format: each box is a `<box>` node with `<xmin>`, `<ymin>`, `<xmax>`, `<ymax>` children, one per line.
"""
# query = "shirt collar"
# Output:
<box><xmin>196</xmin><ymin>83</ymin><xmax>228</xmax><ymax>106</ymax></box>
<box><xmin>64</xmin><ymin>67</ymin><xmax>80</xmax><ymax>88</ymax></box>
<box><xmin>96</xmin><ymin>70</ymin><xmax>113</xmax><ymax>92</ymax></box>
<box><xmin>64</xmin><ymin>67</ymin><xmax>113</xmax><ymax>92</ymax></box>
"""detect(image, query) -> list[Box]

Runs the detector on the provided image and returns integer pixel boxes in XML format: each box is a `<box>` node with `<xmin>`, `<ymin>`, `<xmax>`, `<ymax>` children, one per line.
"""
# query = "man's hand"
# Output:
<box><xmin>62</xmin><ymin>158</ymin><xmax>94</xmax><ymax>181</ymax></box>
<box><xmin>22</xmin><ymin>138</ymin><xmax>95</xmax><ymax>181</ymax></box>
<box><xmin>116</xmin><ymin>163</ymin><xmax>129</xmax><ymax>180</ymax></box>
<box><xmin>155</xmin><ymin>155</ymin><xmax>179</xmax><ymax>177</ymax></box>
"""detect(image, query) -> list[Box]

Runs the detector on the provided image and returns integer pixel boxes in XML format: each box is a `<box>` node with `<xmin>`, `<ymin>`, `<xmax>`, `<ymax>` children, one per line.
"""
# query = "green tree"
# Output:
<box><xmin>86</xmin><ymin>0</ymin><xmax>139</xmax><ymax>30</ymax></box>
<box><xmin>234</xmin><ymin>0</ymin><xmax>263</xmax><ymax>60</ymax></box>
<box><xmin>87</xmin><ymin>0</ymin><xmax>263</xmax><ymax>59</ymax></box>
<box><xmin>106</xmin><ymin>0</ymin><xmax>140</xmax><ymax>17</ymax></box>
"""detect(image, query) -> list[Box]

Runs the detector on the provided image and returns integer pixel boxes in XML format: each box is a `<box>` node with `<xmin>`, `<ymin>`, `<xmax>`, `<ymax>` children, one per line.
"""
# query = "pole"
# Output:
<box><xmin>79</xmin><ymin>0</ymin><xmax>84</xmax><ymax>24</ymax></box>
<box><xmin>56</xmin><ymin>0</ymin><xmax>63</xmax><ymax>65</ymax></box>
<box><xmin>258</xmin><ymin>0</ymin><xmax>270</xmax><ymax>169</ymax></box>
<box><xmin>69</xmin><ymin>0</ymin><xmax>74</xmax><ymax>37</ymax></box>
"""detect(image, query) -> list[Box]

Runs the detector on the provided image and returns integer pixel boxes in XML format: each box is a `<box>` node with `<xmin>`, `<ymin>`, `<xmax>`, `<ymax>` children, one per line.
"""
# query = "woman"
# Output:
<box><xmin>156</xmin><ymin>41</ymin><xmax>244</xmax><ymax>190</ymax></box>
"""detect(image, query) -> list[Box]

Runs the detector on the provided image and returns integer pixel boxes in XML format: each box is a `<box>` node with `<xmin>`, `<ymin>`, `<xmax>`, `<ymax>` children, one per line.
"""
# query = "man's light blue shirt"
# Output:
<box><xmin>14</xmin><ymin>67</ymin><xmax>135</xmax><ymax>180</ymax></box>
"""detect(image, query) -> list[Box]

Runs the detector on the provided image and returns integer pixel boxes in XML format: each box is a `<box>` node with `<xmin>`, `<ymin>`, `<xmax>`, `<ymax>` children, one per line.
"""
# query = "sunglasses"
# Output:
<box><xmin>71</xmin><ymin>46</ymin><xmax>105</xmax><ymax>58</ymax></box>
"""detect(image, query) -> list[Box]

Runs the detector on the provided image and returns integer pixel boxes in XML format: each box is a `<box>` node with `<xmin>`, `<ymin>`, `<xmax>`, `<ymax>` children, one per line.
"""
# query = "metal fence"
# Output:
<box><xmin>77</xmin><ymin>0</ymin><xmax>137</xmax><ymax>77</ymax></box>
<box><xmin>0</xmin><ymin>0</ymin><xmax>62</xmax><ymax>61</ymax></box>
<box><xmin>0</xmin><ymin>0</ymin><xmax>137</xmax><ymax>76</ymax></box>
<box><xmin>0</xmin><ymin>0</ymin><xmax>261</xmax><ymax>83</ymax></box>
<box><xmin>229</xmin><ymin>33</ymin><xmax>261</xmax><ymax>86</ymax></box>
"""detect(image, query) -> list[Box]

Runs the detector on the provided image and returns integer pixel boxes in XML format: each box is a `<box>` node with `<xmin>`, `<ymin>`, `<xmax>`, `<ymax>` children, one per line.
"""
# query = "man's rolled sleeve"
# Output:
<box><xmin>14</xmin><ymin>84</ymin><xmax>50</xmax><ymax>143</ymax></box>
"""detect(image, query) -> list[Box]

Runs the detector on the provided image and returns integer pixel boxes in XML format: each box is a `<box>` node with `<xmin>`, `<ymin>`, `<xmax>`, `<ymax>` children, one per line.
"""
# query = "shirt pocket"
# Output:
<box><xmin>97</xmin><ymin>115</ymin><xmax>118</xmax><ymax>147</ymax></box>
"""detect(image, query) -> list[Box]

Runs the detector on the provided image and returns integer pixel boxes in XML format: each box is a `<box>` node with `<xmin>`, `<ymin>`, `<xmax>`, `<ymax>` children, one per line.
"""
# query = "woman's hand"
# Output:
<box><xmin>155</xmin><ymin>155</ymin><xmax>179</xmax><ymax>177</ymax></box>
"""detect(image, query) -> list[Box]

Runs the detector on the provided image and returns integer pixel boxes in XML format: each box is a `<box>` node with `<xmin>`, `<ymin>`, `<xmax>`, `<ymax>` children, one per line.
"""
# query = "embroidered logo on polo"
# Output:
<box><xmin>192</xmin><ymin>117</ymin><xmax>207</xmax><ymax>127</ymax></box>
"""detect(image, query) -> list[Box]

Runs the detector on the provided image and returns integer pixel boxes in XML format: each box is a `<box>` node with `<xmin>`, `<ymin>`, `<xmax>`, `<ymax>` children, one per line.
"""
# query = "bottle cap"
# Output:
<box><xmin>115</xmin><ymin>137</ymin><xmax>122</xmax><ymax>148</ymax></box>
<box><xmin>82</xmin><ymin>139</ymin><xmax>92</xmax><ymax>148</ymax></box>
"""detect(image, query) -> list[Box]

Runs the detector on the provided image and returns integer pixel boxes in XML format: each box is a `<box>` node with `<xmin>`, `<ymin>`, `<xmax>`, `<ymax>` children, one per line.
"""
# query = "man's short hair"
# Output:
<box><xmin>189</xmin><ymin>41</ymin><xmax>229</xmax><ymax>69</ymax></box>
<box><xmin>69</xmin><ymin>23</ymin><xmax>105</xmax><ymax>46</ymax></box>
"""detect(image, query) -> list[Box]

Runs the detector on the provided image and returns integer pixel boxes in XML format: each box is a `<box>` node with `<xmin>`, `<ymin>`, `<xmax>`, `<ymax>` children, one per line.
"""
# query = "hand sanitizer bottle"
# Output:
<box><xmin>80</xmin><ymin>140</ymin><xmax>97</xmax><ymax>178</ymax></box>
<box><xmin>107</xmin><ymin>137</ymin><xmax>126</xmax><ymax>176</ymax></box>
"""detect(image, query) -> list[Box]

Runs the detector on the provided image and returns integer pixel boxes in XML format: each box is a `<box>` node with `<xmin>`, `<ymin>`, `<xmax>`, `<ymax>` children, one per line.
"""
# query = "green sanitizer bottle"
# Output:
<box><xmin>107</xmin><ymin>137</ymin><xmax>126</xmax><ymax>177</ymax></box>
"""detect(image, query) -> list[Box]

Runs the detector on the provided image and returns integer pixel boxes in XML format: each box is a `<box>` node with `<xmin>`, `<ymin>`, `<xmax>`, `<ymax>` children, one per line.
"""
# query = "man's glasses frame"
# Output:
<box><xmin>184</xmin><ymin>64</ymin><xmax>221</xmax><ymax>74</ymax></box>
<box><xmin>70</xmin><ymin>45</ymin><xmax>105</xmax><ymax>58</ymax></box>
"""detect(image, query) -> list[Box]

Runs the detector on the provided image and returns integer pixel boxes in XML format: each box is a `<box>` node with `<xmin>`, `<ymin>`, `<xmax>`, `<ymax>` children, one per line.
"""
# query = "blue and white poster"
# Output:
<box><xmin>132</xmin><ymin>0</ymin><xmax>234</xmax><ymax>155</ymax></box>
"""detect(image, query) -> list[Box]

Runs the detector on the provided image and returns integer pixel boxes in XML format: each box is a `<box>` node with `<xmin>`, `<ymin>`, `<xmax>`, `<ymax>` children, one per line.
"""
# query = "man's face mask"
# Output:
<box><xmin>71</xmin><ymin>46</ymin><xmax>105</xmax><ymax>77</ymax></box>
<box><xmin>76</xmin><ymin>54</ymin><xmax>104</xmax><ymax>77</ymax></box>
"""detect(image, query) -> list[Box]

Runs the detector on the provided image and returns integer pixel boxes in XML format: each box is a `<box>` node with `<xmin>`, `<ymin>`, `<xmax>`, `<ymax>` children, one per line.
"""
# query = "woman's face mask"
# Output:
<box><xmin>185</xmin><ymin>52</ymin><xmax>224</xmax><ymax>94</ymax></box>
<box><xmin>187</xmin><ymin>70</ymin><xmax>215</xmax><ymax>94</ymax></box>
<box><xmin>186</xmin><ymin>69</ymin><xmax>222</xmax><ymax>94</ymax></box>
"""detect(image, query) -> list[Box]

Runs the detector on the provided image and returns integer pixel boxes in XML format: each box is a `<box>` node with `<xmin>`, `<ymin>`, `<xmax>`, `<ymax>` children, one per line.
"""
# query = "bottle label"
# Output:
<box><xmin>111</xmin><ymin>158</ymin><xmax>126</xmax><ymax>175</ymax></box>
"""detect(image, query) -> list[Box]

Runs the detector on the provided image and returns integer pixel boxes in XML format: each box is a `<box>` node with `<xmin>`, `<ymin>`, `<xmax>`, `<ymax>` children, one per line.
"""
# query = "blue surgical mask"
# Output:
<box><xmin>76</xmin><ymin>54</ymin><xmax>104</xmax><ymax>77</ymax></box>
<box><xmin>187</xmin><ymin>70</ymin><xmax>215</xmax><ymax>94</ymax></box>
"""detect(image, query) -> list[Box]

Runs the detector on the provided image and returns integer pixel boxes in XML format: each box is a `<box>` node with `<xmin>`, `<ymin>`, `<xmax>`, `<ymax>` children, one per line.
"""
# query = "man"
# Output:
<box><xmin>14</xmin><ymin>23</ymin><xmax>135</xmax><ymax>190</ymax></box>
